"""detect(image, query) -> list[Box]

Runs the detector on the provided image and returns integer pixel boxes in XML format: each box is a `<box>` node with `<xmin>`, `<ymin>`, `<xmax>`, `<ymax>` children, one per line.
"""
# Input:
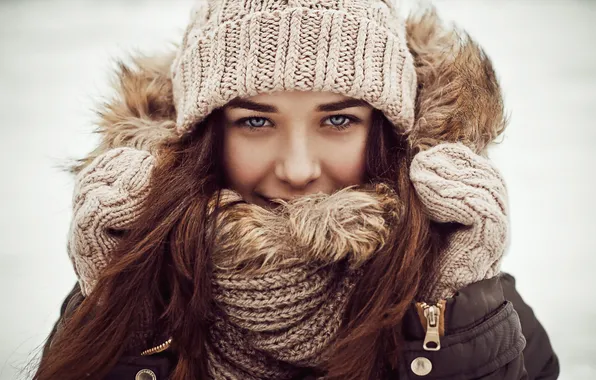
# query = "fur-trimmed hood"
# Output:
<box><xmin>73</xmin><ymin>8</ymin><xmax>506</xmax><ymax>174</ymax></box>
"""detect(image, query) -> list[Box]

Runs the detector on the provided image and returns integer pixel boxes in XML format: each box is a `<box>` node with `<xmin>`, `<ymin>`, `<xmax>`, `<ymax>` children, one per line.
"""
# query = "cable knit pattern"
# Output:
<box><xmin>67</xmin><ymin>148</ymin><xmax>398</xmax><ymax>379</ymax></box>
<box><xmin>409</xmin><ymin>143</ymin><xmax>509</xmax><ymax>301</ymax></box>
<box><xmin>171</xmin><ymin>0</ymin><xmax>416</xmax><ymax>135</ymax></box>
<box><xmin>67</xmin><ymin>143</ymin><xmax>510</xmax><ymax>377</ymax></box>
<box><xmin>67</xmin><ymin>149</ymin><xmax>399</xmax><ymax>379</ymax></box>
<box><xmin>67</xmin><ymin>147</ymin><xmax>155</xmax><ymax>296</ymax></box>
<box><xmin>66</xmin><ymin>144</ymin><xmax>510</xmax><ymax>376</ymax></box>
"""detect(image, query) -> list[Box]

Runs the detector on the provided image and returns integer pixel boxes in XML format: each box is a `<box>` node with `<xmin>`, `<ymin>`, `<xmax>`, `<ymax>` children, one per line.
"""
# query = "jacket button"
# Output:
<box><xmin>411</xmin><ymin>357</ymin><xmax>432</xmax><ymax>376</ymax></box>
<box><xmin>135</xmin><ymin>369</ymin><xmax>157</xmax><ymax>380</ymax></box>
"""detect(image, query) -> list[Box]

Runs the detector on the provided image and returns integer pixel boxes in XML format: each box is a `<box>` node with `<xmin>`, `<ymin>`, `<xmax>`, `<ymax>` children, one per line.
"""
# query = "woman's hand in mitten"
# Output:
<box><xmin>409</xmin><ymin>142</ymin><xmax>509</xmax><ymax>301</ymax></box>
<box><xmin>67</xmin><ymin>147</ymin><xmax>155</xmax><ymax>296</ymax></box>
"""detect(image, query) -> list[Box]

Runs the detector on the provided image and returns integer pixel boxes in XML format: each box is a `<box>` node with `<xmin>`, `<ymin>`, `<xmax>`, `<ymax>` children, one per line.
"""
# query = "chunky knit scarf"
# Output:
<box><xmin>204</xmin><ymin>186</ymin><xmax>400</xmax><ymax>379</ymax></box>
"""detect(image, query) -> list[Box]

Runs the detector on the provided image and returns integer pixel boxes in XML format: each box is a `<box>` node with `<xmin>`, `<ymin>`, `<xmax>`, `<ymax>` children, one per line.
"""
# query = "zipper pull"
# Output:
<box><xmin>421</xmin><ymin>303</ymin><xmax>441</xmax><ymax>351</ymax></box>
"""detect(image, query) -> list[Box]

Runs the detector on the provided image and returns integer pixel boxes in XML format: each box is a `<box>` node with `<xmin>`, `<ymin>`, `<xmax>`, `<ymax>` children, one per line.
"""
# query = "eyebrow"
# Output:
<box><xmin>226</xmin><ymin>98</ymin><xmax>370</xmax><ymax>113</ymax></box>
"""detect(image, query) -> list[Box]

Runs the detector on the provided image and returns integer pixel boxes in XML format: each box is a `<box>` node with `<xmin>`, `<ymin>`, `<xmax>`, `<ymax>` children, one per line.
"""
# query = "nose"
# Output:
<box><xmin>274</xmin><ymin>132</ymin><xmax>321</xmax><ymax>189</ymax></box>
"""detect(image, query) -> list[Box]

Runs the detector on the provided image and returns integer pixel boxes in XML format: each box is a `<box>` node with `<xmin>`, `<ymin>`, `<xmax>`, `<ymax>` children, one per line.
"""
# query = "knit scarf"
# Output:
<box><xmin>203</xmin><ymin>184</ymin><xmax>401</xmax><ymax>379</ymax></box>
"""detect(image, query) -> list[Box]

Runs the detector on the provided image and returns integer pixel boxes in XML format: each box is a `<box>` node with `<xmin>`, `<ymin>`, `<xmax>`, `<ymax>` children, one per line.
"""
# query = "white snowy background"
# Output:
<box><xmin>0</xmin><ymin>0</ymin><xmax>594</xmax><ymax>379</ymax></box>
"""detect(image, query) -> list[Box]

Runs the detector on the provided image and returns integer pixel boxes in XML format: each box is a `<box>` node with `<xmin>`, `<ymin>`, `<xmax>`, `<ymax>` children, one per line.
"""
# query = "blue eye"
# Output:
<box><xmin>329</xmin><ymin>115</ymin><xmax>348</xmax><ymax>125</ymax></box>
<box><xmin>325</xmin><ymin>115</ymin><xmax>357</xmax><ymax>130</ymax></box>
<box><xmin>237</xmin><ymin>117</ymin><xmax>271</xmax><ymax>129</ymax></box>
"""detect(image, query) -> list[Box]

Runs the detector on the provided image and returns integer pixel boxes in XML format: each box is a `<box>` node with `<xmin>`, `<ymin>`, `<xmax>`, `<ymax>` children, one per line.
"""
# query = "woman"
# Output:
<box><xmin>36</xmin><ymin>1</ymin><xmax>559</xmax><ymax>379</ymax></box>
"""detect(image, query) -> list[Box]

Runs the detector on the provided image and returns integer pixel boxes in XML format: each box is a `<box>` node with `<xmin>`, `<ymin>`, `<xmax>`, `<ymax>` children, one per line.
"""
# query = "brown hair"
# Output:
<box><xmin>325</xmin><ymin>111</ymin><xmax>444</xmax><ymax>379</ymax></box>
<box><xmin>34</xmin><ymin>109</ymin><xmax>443</xmax><ymax>380</ymax></box>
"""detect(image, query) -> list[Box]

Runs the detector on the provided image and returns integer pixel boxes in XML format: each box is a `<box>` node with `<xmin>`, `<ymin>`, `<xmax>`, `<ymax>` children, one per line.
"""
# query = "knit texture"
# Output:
<box><xmin>205</xmin><ymin>186</ymin><xmax>399</xmax><ymax>378</ymax></box>
<box><xmin>66</xmin><ymin>144</ymin><xmax>509</xmax><ymax>377</ymax></box>
<box><xmin>67</xmin><ymin>148</ymin><xmax>401</xmax><ymax>379</ymax></box>
<box><xmin>171</xmin><ymin>0</ymin><xmax>416</xmax><ymax>135</ymax></box>
<box><xmin>410</xmin><ymin>142</ymin><xmax>509</xmax><ymax>301</ymax></box>
<box><xmin>67</xmin><ymin>148</ymin><xmax>155</xmax><ymax>296</ymax></box>
<box><xmin>209</xmin><ymin>265</ymin><xmax>360</xmax><ymax>379</ymax></box>
<box><xmin>63</xmin><ymin>4</ymin><xmax>511</xmax><ymax>376</ymax></box>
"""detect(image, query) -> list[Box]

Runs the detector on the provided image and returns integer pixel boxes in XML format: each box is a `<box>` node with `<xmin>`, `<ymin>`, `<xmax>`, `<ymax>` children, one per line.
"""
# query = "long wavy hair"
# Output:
<box><xmin>34</xmin><ymin>107</ymin><xmax>445</xmax><ymax>380</ymax></box>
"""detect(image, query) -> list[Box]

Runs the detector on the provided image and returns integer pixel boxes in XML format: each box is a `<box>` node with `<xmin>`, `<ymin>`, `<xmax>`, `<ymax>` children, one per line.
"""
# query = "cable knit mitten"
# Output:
<box><xmin>67</xmin><ymin>147</ymin><xmax>155</xmax><ymax>296</ymax></box>
<box><xmin>410</xmin><ymin>143</ymin><xmax>509</xmax><ymax>301</ymax></box>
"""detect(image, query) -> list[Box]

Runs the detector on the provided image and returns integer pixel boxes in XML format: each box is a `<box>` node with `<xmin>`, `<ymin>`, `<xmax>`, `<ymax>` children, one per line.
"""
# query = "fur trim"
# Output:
<box><xmin>406</xmin><ymin>9</ymin><xmax>507</xmax><ymax>154</ymax></box>
<box><xmin>73</xmin><ymin>7</ymin><xmax>506</xmax><ymax>172</ymax></box>
<box><xmin>209</xmin><ymin>184</ymin><xmax>402</xmax><ymax>273</ymax></box>
<box><xmin>71</xmin><ymin>52</ymin><xmax>179</xmax><ymax>173</ymax></box>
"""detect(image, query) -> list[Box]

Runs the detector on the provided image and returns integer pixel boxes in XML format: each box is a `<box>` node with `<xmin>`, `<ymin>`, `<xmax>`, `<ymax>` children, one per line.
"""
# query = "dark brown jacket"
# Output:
<box><xmin>43</xmin><ymin>273</ymin><xmax>559</xmax><ymax>379</ymax></box>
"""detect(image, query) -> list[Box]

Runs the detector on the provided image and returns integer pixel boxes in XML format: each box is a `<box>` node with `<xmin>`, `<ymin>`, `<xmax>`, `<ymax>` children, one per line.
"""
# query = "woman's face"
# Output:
<box><xmin>222</xmin><ymin>91</ymin><xmax>374</xmax><ymax>208</ymax></box>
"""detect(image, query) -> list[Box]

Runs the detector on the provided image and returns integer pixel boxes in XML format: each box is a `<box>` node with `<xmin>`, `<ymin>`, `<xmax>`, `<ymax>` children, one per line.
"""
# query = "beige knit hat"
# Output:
<box><xmin>171</xmin><ymin>0</ymin><xmax>417</xmax><ymax>136</ymax></box>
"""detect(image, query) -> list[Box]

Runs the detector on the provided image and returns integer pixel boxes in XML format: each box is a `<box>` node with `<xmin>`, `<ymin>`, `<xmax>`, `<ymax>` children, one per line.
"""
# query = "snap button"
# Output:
<box><xmin>411</xmin><ymin>357</ymin><xmax>432</xmax><ymax>376</ymax></box>
<box><xmin>135</xmin><ymin>369</ymin><xmax>157</xmax><ymax>380</ymax></box>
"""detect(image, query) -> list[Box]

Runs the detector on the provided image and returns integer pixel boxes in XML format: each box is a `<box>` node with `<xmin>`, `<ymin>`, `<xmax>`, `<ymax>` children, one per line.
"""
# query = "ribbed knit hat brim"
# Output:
<box><xmin>171</xmin><ymin>1</ymin><xmax>416</xmax><ymax>135</ymax></box>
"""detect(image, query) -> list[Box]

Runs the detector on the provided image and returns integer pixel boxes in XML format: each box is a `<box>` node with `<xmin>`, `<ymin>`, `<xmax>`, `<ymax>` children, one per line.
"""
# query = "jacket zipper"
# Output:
<box><xmin>140</xmin><ymin>337</ymin><xmax>172</xmax><ymax>356</ymax></box>
<box><xmin>420</xmin><ymin>302</ymin><xmax>441</xmax><ymax>351</ymax></box>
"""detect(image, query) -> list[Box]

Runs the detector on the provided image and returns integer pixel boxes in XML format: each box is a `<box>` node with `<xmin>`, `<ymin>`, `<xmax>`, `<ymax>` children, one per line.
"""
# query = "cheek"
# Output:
<box><xmin>223</xmin><ymin>133</ymin><xmax>270</xmax><ymax>192</ymax></box>
<box><xmin>320</xmin><ymin>131</ymin><xmax>368</xmax><ymax>186</ymax></box>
